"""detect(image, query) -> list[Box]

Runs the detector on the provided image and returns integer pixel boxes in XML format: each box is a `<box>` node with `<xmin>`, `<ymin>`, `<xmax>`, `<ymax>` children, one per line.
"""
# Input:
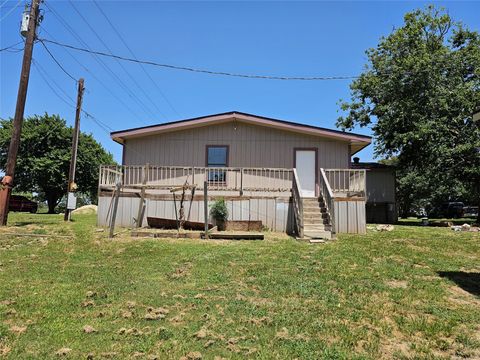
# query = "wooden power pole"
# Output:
<box><xmin>64</xmin><ymin>78</ymin><xmax>85</xmax><ymax>221</ymax></box>
<box><xmin>0</xmin><ymin>0</ymin><xmax>41</xmax><ymax>226</ymax></box>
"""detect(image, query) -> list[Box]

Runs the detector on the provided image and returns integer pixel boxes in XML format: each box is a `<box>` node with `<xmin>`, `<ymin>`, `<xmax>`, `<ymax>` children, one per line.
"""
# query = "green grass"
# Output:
<box><xmin>0</xmin><ymin>213</ymin><xmax>479</xmax><ymax>359</ymax></box>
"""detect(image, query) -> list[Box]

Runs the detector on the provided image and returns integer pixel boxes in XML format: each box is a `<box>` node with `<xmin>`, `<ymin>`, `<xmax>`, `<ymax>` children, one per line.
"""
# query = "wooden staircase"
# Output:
<box><xmin>301</xmin><ymin>197</ymin><xmax>334</xmax><ymax>242</ymax></box>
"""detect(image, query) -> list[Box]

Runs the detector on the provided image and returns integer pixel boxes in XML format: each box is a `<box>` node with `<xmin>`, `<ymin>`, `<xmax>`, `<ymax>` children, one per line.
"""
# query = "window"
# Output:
<box><xmin>206</xmin><ymin>146</ymin><xmax>228</xmax><ymax>183</ymax></box>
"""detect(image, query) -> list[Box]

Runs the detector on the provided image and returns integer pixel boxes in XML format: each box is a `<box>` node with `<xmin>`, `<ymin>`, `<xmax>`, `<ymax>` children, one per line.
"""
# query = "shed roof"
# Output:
<box><xmin>111</xmin><ymin>111</ymin><xmax>372</xmax><ymax>154</ymax></box>
<box><xmin>351</xmin><ymin>161</ymin><xmax>394</xmax><ymax>170</ymax></box>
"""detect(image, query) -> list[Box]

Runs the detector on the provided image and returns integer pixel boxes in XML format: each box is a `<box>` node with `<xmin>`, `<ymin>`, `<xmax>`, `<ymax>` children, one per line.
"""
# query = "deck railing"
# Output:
<box><xmin>323</xmin><ymin>169</ymin><xmax>366</xmax><ymax>196</ymax></box>
<box><xmin>99</xmin><ymin>165</ymin><xmax>292</xmax><ymax>193</ymax></box>
<box><xmin>291</xmin><ymin>169</ymin><xmax>304</xmax><ymax>238</ymax></box>
<box><xmin>319</xmin><ymin>168</ymin><xmax>336</xmax><ymax>234</ymax></box>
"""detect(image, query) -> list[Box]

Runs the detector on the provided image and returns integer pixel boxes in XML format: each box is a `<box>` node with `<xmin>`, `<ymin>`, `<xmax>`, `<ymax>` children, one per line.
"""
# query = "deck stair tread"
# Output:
<box><xmin>299</xmin><ymin>195</ymin><xmax>334</xmax><ymax>241</ymax></box>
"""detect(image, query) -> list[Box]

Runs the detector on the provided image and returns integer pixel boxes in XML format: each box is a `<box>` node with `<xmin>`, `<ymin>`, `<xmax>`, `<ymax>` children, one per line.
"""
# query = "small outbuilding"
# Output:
<box><xmin>351</xmin><ymin>158</ymin><xmax>397</xmax><ymax>224</ymax></box>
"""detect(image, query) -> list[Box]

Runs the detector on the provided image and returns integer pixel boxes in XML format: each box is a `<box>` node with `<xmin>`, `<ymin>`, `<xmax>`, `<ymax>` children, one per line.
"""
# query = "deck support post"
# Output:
<box><xmin>109</xmin><ymin>181</ymin><xmax>121</xmax><ymax>238</ymax></box>
<box><xmin>135</xmin><ymin>164</ymin><xmax>148</xmax><ymax>228</ymax></box>
<box><xmin>240</xmin><ymin>168</ymin><xmax>244</xmax><ymax>196</ymax></box>
<box><xmin>204</xmin><ymin>181</ymin><xmax>208</xmax><ymax>239</ymax></box>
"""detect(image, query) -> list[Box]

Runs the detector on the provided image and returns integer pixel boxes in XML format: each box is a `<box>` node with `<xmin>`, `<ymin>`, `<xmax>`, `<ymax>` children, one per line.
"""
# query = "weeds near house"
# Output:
<box><xmin>0</xmin><ymin>213</ymin><xmax>479</xmax><ymax>358</ymax></box>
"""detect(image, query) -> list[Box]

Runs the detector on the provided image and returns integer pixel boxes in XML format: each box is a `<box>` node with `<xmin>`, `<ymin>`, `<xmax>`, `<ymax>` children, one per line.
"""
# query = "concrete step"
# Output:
<box><xmin>303</xmin><ymin>211</ymin><xmax>322</xmax><ymax>219</ymax></box>
<box><xmin>304</xmin><ymin>219</ymin><xmax>330</xmax><ymax>226</ymax></box>
<box><xmin>302</xmin><ymin>198</ymin><xmax>320</xmax><ymax>205</ymax></box>
<box><xmin>304</xmin><ymin>224</ymin><xmax>332</xmax><ymax>231</ymax></box>
<box><xmin>304</xmin><ymin>230</ymin><xmax>333</xmax><ymax>240</ymax></box>
<box><xmin>309</xmin><ymin>239</ymin><xmax>326</xmax><ymax>244</ymax></box>
<box><xmin>303</xmin><ymin>213</ymin><xmax>328</xmax><ymax>220</ymax></box>
<box><xmin>304</xmin><ymin>224</ymin><xmax>331</xmax><ymax>230</ymax></box>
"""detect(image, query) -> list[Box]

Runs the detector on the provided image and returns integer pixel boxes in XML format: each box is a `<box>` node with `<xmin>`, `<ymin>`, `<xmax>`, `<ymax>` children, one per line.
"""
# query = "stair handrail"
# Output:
<box><xmin>320</xmin><ymin>168</ymin><xmax>336</xmax><ymax>234</ymax></box>
<box><xmin>292</xmin><ymin>168</ymin><xmax>304</xmax><ymax>238</ymax></box>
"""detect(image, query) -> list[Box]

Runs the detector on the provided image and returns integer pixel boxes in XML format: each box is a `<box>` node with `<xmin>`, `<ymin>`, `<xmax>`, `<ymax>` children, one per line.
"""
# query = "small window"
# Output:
<box><xmin>206</xmin><ymin>146</ymin><xmax>228</xmax><ymax>184</ymax></box>
<box><xmin>207</xmin><ymin>146</ymin><xmax>228</xmax><ymax>167</ymax></box>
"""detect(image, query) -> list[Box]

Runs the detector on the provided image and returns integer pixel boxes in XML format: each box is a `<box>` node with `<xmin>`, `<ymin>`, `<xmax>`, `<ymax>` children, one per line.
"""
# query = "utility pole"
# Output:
<box><xmin>64</xmin><ymin>78</ymin><xmax>85</xmax><ymax>221</ymax></box>
<box><xmin>0</xmin><ymin>0</ymin><xmax>41</xmax><ymax>226</ymax></box>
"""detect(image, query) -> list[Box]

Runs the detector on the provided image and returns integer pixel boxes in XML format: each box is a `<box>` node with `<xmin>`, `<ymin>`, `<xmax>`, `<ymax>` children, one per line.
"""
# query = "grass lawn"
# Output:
<box><xmin>0</xmin><ymin>213</ymin><xmax>479</xmax><ymax>359</ymax></box>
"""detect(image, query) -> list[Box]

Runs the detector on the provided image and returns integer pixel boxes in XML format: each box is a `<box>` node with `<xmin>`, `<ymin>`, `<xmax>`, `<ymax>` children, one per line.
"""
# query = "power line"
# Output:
<box><xmin>32</xmin><ymin>59</ymin><xmax>75</xmax><ymax>108</ymax></box>
<box><xmin>0</xmin><ymin>40</ymin><xmax>23</xmax><ymax>52</ymax></box>
<box><xmin>67</xmin><ymin>0</ymin><xmax>164</xmax><ymax>120</ymax></box>
<box><xmin>40</xmin><ymin>38</ymin><xmax>360</xmax><ymax>81</ymax></box>
<box><xmin>32</xmin><ymin>58</ymin><xmax>113</xmax><ymax>135</ymax></box>
<box><xmin>43</xmin><ymin>1</ymin><xmax>150</xmax><ymax>125</ymax></box>
<box><xmin>92</xmin><ymin>0</ymin><xmax>180</xmax><ymax>117</ymax></box>
<box><xmin>38</xmin><ymin>39</ymin><xmax>78</xmax><ymax>82</ymax></box>
<box><xmin>40</xmin><ymin>27</ymin><xmax>148</xmax><ymax>126</ymax></box>
<box><xmin>0</xmin><ymin>0</ymin><xmax>21</xmax><ymax>22</ymax></box>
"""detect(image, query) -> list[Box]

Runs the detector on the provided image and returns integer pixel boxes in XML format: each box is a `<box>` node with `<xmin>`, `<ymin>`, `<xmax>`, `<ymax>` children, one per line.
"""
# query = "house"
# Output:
<box><xmin>351</xmin><ymin>158</ymin><xmax>397</xmax><ymax>224</ymax></box>
<box><xmin>98</xmin><ymin>111</ymin><xmax>372</xmax><ymax>239</ymax></box>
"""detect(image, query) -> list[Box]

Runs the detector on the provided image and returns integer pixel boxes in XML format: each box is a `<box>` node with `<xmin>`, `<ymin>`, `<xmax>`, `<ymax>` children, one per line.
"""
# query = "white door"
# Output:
<box><xmin>295</xmin><ymin>150</ymin><xmax>316</xmax><ymax>197</ymax></box>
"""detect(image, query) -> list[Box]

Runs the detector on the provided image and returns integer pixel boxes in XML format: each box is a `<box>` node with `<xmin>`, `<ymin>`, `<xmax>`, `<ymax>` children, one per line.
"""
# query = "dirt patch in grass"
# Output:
<box><xmin>385</xmin><ymin>280</ymin><xmax>409</xmax><ymax>289</ymax></box>
<box><xmin>447</xmin><ymin>285</ymin><xmax>480</xmax><ymax>307</ymax></box>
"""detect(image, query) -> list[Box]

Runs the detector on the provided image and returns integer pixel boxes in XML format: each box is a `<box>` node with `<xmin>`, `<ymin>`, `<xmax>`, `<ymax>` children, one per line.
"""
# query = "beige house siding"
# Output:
<box><xmin>365</xmin><ymin>169</ymin><xmax>396</xmax><ymax>203</ymax></box>
<box><xmin>123</xmin><ymin>121</ymin><xmax>350</xmax><ymax>169</ymax></box>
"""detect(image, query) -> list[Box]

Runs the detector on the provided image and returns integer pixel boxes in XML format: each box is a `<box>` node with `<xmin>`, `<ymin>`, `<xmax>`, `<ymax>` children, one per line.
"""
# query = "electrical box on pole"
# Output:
<box><xmin>20</xmin><ymin>9</ymin><xmax>30</xmax><ymax>37</ymax></box>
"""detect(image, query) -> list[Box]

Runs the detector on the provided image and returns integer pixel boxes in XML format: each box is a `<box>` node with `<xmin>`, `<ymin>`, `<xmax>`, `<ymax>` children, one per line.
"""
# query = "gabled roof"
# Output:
<box><xmin>111</xmin><ymin>111</ymin><xmax>372</xmax><ymax>154</ymax></box>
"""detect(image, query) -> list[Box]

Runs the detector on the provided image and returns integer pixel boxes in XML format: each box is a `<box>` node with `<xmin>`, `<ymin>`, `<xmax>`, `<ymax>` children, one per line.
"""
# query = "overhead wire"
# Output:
<box><xmin>92</xmin><ymin>0</ymin><xmax>181</xmax><ymax>117</ymax></box>
<box><xmin>40</xmin><ymin>38</ymin><xmax>361</xmax><ymax>81</ymax></box>
<box><xmin>0</xmin><ymin>40</ymin><xmax>24</xmax><ymax>52</ymax></box>
<box><xmin>40</xmin><ymin>27</ymin><xmax>147</xmax><ymax>124</ymax></box>
<box><xmin>67</xmin><ymin>0</ymin><xmax>164</xmax><ymax>120</ymax></box>
<box><xmin>38</xmin><ymin>38</ymin><xmax>78</xmax><ymax>82</ymax></box>
<box><xmin>32</xmin><ymin>59</ymin><xmax>76</xmax><ymax>108</ymax></box>
<box><xmin>0</xmin><ymin>0</ymin><xmax>21</xmax><ymax>22</ymax></box>
<box><xmin>32</xmin><ymin>58</ymin><xmax>113</xmax><ymax>135</ymax></box>
<box><xmin>43</xmin><ymin>1</ymin><xmax>150</xmax><ymax>125</ymax></box>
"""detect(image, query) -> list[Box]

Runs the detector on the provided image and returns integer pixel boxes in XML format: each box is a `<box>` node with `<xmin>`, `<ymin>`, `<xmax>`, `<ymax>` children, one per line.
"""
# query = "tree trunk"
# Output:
<box><xmin>46</xmin><ymin>193</ymin><xmax>59</xmax><ymax>214</ymax></box>
<box><xmin>477</xmin><ymin>194</ymin><xmax>480</xmax><ymax>225</ymax></box>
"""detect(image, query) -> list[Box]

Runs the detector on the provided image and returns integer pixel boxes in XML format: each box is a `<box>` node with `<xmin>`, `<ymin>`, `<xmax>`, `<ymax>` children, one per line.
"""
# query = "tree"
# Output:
<box><xmin>0</xmin><ymin>113</ymin><xmax>115</xmax><ymax>213</ymax></box>
<box><xmin>337</xmin><ymin>6</ymin><xmax>480</xmax><ymax>219</ymax></box>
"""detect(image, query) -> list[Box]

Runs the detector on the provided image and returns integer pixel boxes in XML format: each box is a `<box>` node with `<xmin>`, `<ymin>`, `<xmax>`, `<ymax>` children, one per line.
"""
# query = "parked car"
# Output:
<box><xmin>439</xmin><ymin>202</ymin><xmax>464</xmax><ymax>218</ymax></box>
<box><xmin>9</xmin><ymin>195</ymin><xmax>38</xmax><ymax>213</ymax></box>
<box><xmin>463</xmin><ymin>206</ymin><xmax>479</xmax><ymax>218</ymax></box>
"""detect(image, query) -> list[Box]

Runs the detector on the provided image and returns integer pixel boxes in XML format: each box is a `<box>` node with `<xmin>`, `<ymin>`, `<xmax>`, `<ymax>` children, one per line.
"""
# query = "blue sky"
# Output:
<box><xmin>1</xmin><ymin>1</ymin><xmax>479</xmax><ymax>164</ymax></box>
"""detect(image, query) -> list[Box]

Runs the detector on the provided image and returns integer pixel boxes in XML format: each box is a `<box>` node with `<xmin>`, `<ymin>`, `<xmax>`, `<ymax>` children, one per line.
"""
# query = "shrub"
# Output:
<box><xmin>210</xmin><ymin>198</ymin><xmax>228</xmax><ymax>222</ymax></box>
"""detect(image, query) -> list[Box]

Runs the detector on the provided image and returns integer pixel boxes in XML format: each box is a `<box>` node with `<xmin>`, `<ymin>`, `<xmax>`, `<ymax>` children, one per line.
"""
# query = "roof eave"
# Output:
<box><xmin>110</xmin><ymin>112</ymin><xmax>372</xmax><ymax>145</ymax></box>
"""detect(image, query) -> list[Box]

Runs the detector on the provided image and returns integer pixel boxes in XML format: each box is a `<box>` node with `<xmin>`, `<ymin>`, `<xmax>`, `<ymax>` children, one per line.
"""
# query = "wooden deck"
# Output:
<box><xmin>97</xmin><ymin>165</ymin><xmax>367</xmax><ymax>235</ymax></box>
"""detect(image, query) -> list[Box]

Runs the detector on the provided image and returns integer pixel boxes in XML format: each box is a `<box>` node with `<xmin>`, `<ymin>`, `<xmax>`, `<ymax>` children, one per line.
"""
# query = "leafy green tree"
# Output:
<box><xmin>0</xmin><ymin>113</ymin><xmax>115</xmax><ymax>213</ymax></box>
<box><xmin>337</xmin><ymin>6</ymin><xmax>480</xmax><ymax>218</ymax></box>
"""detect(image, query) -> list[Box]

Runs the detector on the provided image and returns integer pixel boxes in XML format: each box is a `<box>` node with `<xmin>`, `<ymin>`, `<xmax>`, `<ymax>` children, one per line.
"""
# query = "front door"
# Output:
<box><xmin>295</xmin><ymin>149</ymin><xmax>316</xmax><ymax>197</ymax></box>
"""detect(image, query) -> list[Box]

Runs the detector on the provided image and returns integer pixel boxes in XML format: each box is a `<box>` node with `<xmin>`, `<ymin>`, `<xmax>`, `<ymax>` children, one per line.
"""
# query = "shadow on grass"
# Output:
<box><xmin>438</xmin><ymin>271</ymin><xmax>480</xmax><ymax>297</ymax></box>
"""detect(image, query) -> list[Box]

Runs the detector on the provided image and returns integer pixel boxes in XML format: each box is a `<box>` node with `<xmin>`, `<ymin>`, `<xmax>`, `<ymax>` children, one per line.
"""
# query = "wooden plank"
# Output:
<box><xmin>208</xmin><ymin>233</ymin><xmax>264</xmax><ymax>240</ymax></box>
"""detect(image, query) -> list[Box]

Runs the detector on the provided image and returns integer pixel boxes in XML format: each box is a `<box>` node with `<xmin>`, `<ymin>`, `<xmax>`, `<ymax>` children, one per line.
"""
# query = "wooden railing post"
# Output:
<box><xmin>292</xmin><ymin>168</ymin><xmax>304</xmax><ymax>238</ymax></box>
